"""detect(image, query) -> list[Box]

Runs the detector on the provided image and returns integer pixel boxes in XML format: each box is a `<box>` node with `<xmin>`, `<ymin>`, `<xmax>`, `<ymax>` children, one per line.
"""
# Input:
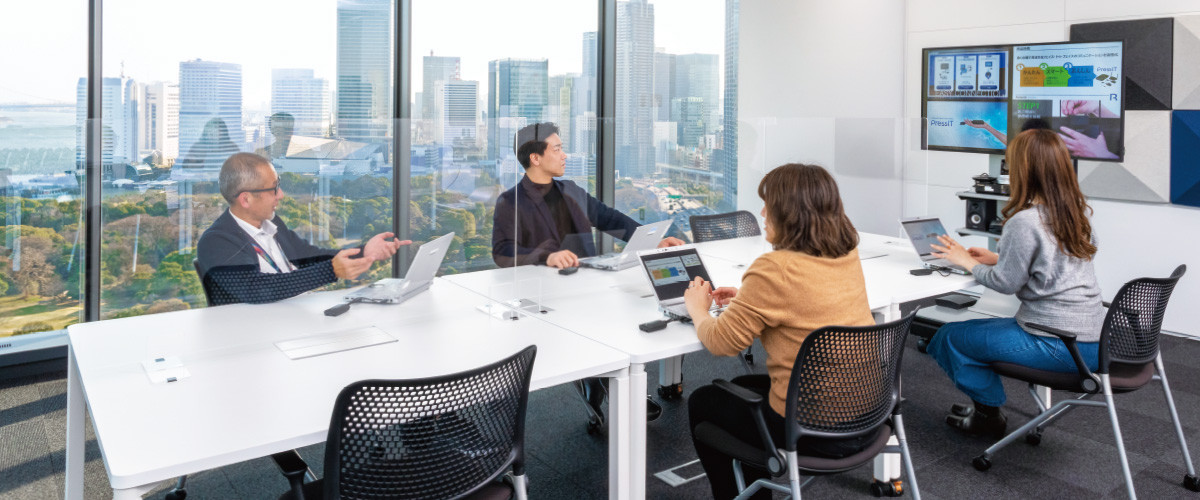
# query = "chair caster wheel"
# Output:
<box><xmin>1184</xmin><ymin>473</ymin><xmax>1200</xmax><ymax>492</ymax></box>
<box><xmin>1025</xmin><ymin>429</ymin><xmax>1042</xmax><ymax>446</ymax></box>
<box><xmin>165</xmin><ymin>490</ymin><xmax>187</xmax><ymax>500</ymax></box>
<box><xmin>657</xmin><ymin>383</ymin><xmax>683</xmax><ymax>400</ymax></box>
<box><xmin>916</xmin><ymin>338</ymin><xmax>929</xmax><ymax>354</ymax></box>
<box><xmin>585</xmin><ymin>416</ymin><xmax>603</xmax><ymax>435</ymax></box>
<box><xmin>870</xmin><ymin>479</ymin><xmax>903</xmax><ymax>497</ymax></box>
<box><xmin>972</xmin><ymin>455</ymin><xmax>992</xmax><ymax>471</ymax></box>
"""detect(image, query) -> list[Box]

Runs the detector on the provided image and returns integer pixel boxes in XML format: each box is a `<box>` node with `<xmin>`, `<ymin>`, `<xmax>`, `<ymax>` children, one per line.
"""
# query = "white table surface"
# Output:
<box><xmin>65</xmin><ymin>280</ymin><xmax>632</xmax><ymax>499</ymax></box>
<box><xmin>441</xmin><ymin>232</ymin><xmax>977</xmax><ymax>499</ymax></box>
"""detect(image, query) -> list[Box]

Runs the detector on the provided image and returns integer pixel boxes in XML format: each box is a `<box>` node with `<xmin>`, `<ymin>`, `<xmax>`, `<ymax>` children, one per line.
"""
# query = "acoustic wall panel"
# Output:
<box><xmin>1171</xmin><ymin>110</ymin><xmax>1200</xmax><ymax>207</ymax></box>
<box><xmin>1077</xmin><ymin>111</ymin><xmax>1171</xmax><ymax>203</ymax></box>
<box><xmin>1174</xmin><ymin>15</ymin><xmax>1200</xmax><ymax>109</ymax></box>
<box><xmin>1071</xmin><ymin>18</ymin><xmax>1174</xmax><ymax>111</ymax></box>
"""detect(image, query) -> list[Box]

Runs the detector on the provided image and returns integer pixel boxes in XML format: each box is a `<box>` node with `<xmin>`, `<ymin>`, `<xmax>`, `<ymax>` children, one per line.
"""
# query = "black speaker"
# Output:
<box><xmin>965</xmin><ymin>199</ymin><xmax>996</xmax><ymax>231</ymax></box>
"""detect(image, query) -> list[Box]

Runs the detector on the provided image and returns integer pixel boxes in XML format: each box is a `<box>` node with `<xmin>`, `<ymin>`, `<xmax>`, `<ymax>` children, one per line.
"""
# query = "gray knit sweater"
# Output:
<box><xmin>971</xmin><ymin>207</ymin><xmax>1106</xmax><ymax>342</ymax></box>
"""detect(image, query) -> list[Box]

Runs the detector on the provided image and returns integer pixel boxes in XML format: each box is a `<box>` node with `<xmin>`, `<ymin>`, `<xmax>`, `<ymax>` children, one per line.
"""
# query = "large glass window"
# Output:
<box><xmin>0</xmin><ymin>0</ymin><xmax>87</xmax><ymax>337</ymax></box>
<box><xmin>614</xmin><ymin>0</ymin><xmax>738</xmax><ymax>241</ymax></box>
<box><xmin>99</xmin><ymin>0</ymin><xmax>394</xmax><ymax>319</ymax></box>
<box><xmin>410</xmin><ymin>0</ymin><xmax>598</xmax><ymax>274</ymax></box>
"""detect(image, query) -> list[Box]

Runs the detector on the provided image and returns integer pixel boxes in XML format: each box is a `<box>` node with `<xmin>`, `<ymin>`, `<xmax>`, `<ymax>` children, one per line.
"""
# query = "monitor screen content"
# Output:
<box><xmin>922</xmin><ymin>46</ymin><xmax>1011</xmax><ymax>154</ymax></box>
<box><xmin>1010</xmin><ymin>40</ymin><xmax>1124</xmax><ymax>161</ymax></box>
<box><xmin>901</xmin><ymin>219</ymin><xmax>949</xmax><ymax>258</ymax></box>
<box><xmin>641</xmin><ymin>248</ymin><xmax>711</xmax><ymax>300</ymax></box>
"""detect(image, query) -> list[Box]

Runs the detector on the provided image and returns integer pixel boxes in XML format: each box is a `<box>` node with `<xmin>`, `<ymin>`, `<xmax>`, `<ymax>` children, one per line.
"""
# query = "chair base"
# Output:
<box><xmin>870</xmin><ymin>479</ymin><xmax>904</xmax><ymax>497</ymax></box>
<box><xmin>1185</xmin><ymin>473</ymin><xmax>1200</xmax><ymax>492</ymax></box>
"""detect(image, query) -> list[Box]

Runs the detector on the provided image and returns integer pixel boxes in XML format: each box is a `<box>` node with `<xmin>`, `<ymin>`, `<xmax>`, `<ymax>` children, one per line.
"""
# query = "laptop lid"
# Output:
<box><xmin>637</xmin><ymin>245</ymin><xmax>714</xmax><ymax>304</ymax></box>
<box><xmin>620</xmin><ymin>219</ymin><xmax>674</xmax><ymax>256</ymax></box>
<box><xmin>403</xmin><ymin>232</ymin><xmax>455</xmax><ymax>284</ymax></box>
<box><xmin>899</xmin><ymin>217</ymin><xmax>950</xmax><ymax>263</ymax></box>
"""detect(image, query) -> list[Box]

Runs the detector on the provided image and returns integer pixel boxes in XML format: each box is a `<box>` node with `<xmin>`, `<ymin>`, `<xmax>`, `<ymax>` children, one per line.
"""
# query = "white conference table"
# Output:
<box><xmin>64</xmin><ymin>280</ymin><xmax>633</xmax><ymax>500</ymax></box>
<box><xmin>441</xmin><ymin>232</ymin><xmax>976</xmax><ymax>499</ymax></box>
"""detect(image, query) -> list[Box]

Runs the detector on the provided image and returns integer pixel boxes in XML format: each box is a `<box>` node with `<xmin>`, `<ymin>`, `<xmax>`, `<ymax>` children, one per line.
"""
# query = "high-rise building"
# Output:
<box><xmin>654</xmin><ymin>49</ymin><xmax>675</xmax><ymax>123</ymax></box>
<box><xmin>271</xmin><ymin>69</ymin><xmax>329</xmax><ymax>137</ymax></box>
<box><xmin>336</xmin><ymin>0</ymin><xmax>392</xmax><ymax>147</ymax></box>
<box><xmin>422</xmin><ymin>55</ymin><xmax>460</xmax><ymax>121</ymax></box>
<box><xmin>75</xmin><ymin>77</ymin><xmax>140</xmax><ymax>171</ymax></box>
<box><xmin>142</xmin><ymin>82</ymin><xmax>179</xmax><ymax>161</ymax></box>
<box><xmin>177</xmin><ymin>59</ymin><xmax>243</xmax><ymax>170</ymax></box>
<box><xmin>486</xmin><ymin>59</ymin><xmax>548</xmax><ymax>163</ymax></box>
<box><xmin>433</xmin><ymin>79</ymin><xmax>477</xmax><ymax>154</ymax></box>
<box><xmin>673</xmin><ymin>96</ymin><xmax>706</xmax><ymax>149</ymax></box>
<box><xmin>548</xmin><ymin>74</ymin><xmax>575</xmax><ymax>150</ymax></box>
<box><xmin>720</xmin><ymin>0</ymin><xmax>740</xmax><ymax>211</ymax></box>
<box><xmin>674</xmin><ymin>53</ymin><xmax>719</xmax><ymax>136</ymax></box>
<box><xmin>575</xmin><ymin>32</ymin><xmax>598</xmax><ymax>157</ymax></box>
<box><xmin>616</xmin><ymin>0</ymin><xmax>655</xmax><ymax>178</ymax></box>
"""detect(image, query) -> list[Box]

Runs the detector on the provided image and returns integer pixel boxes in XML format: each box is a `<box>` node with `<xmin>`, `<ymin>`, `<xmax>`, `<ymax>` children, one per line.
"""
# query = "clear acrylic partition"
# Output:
<box><xmin>0</xmin><ymin>1</ymin><xmax>86</xmax><ymax>341</ymax></box>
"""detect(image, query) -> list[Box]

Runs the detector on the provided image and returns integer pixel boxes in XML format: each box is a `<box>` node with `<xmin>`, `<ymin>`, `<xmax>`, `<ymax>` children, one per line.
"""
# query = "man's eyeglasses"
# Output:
<box><xmin>242</xmin><ymin>184</ymin><xmax>280</xmax><ymax>196</ymax></box>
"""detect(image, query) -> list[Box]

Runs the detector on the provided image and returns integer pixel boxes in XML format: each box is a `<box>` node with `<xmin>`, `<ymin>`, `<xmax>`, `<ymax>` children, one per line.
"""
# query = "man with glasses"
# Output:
<box><xmin>197</xmin><ymin>152</ymin><xmax>409</xmax><ymax>305</ymax></box>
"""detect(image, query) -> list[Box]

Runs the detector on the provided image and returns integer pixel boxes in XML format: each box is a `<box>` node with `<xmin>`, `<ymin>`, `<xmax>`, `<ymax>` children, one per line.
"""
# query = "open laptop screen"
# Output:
<box><xmin>638</xmin><ymin>247</ymin><xmax>713</xmax><ymax>301</ymax></box>
<box><xmin>900</xmin><ymin>218</ymin><xmax>949</xmax><ymax>260</ymax></box>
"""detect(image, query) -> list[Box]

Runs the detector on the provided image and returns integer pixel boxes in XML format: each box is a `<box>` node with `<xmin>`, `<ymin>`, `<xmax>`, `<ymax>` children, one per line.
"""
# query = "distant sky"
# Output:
<box><xmin>0</xmin><ymin>0</ymin><xmax>726</xmax><ymax>109</ymax></box>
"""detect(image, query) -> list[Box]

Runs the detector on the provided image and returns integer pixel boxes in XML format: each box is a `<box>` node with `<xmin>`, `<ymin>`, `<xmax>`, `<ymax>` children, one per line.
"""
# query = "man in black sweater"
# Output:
<box><xmin>196</xmin><ymin>152</ymin><xmax>408</xmax><ymax>305</ymax></box>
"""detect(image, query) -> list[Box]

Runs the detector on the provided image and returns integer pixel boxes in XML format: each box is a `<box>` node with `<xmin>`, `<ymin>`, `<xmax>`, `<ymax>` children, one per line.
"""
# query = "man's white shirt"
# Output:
<box><xmin>232</xmin><ymin>213</ymin><xmax>295</xmax><ymax>274</ymax></box>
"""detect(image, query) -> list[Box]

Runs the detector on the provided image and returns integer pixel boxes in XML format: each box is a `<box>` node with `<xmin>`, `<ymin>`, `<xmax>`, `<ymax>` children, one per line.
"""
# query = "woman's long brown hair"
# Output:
<box><xmin>758</xmin><ymin>163</ymin><xmax>858</xmax><ymax>257</ymax></box>
<box><xmin>1003</xmin><ymin>129</ymin><xmax>1097</xmax><ymax>259</ymax></box>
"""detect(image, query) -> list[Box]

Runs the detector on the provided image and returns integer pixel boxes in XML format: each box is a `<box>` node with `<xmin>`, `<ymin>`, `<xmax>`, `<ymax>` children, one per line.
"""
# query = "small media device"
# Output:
<box><xmin>637</xmin><ymin>245</ymin><xmax>718</xmax><ymax>318</ymax></box>
<box><xmin>899</xmin><ymin>217</ymin><xmax>971</xmax><ymax>275</ymax></box>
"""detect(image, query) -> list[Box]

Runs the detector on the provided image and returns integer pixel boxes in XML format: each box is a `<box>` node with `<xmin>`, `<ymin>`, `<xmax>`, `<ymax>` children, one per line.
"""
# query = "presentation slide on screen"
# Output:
<box><xmin>645</xmin><ymin>257</ymin><xmax>691</xmax><ymax>286</ymax></box>
<box><xmin>927</xmin><ymin>48</ymin><xmax>1008</xmax><ymax>98</ymax></box>
<box><xmin>925</xmin><ymin>100</ymin><xmax>1009</xmax><ymax>150</ymax></box>
<box><xmin>1010</xmin><ymin>41</ymin><xmax>1123</xmax><ymax>160</ymax></box>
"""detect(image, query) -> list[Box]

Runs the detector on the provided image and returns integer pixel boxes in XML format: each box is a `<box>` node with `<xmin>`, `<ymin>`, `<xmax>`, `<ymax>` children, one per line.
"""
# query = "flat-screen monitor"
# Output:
<box><xmin>922</xmin><ymin>45</ymin><xmax>1011</xmax><ymax>154</ymax></box>
<box><xmin>1010</xmin><ymin>40</ymin><xmax>1125</xmax><ymax>161</ymax></box>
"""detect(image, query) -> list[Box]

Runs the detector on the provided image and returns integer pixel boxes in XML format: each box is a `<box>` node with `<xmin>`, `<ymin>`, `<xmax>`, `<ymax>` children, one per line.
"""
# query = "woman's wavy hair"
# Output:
<box><xmin>757</xmin><ymin>163</ymin><xmax>858</xmax><ymax>257</ymax></box>
<box><xmin>1003</xmin><ymin>128</ymin><xmax>1097</xmax><ymax>259</ymax></box>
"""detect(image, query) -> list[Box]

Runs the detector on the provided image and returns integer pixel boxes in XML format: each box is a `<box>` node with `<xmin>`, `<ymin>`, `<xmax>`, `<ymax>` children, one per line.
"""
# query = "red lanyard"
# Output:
<box><xmin>248</xmin><ymin>241</ymin><xmax>286</xmax><ymax>273</ymax></box>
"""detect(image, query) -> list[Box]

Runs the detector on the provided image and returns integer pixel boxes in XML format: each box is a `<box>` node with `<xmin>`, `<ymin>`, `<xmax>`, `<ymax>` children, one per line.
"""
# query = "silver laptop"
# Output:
<box><xmin>344</xmin><ymin>232</ymin><xmax>456</xmax><ymax>303</ymax></box>
<box><xmin>579</xmin><ymin>219</ymin><xmax>674</xmax><ymax>271</ymax></box>
<box><xmin>899</xmin><ymin>217</ymin><xmax>970</xmax><ymax>275</ymax></box>
<box><xmin>636</xmin><ymin>245</ymin><xmax>719</xmax><ymax>318</ymax></box>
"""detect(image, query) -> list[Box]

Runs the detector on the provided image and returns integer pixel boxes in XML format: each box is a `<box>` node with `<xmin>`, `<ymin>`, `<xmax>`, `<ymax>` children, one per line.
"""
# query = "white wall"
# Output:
<box><xmin>739</xmin><ymin>0</ymin><xmax>1200</xmax><ymax>336</ymax></box>
<box><xmin>738</xmin><ymin>0</ymin><xmax>906</xmax><ymax>235</ymax></box>
<box><xmin>904</xmin><ymin>0</ymin><xmax>1200</xmax><ymax>336</ymax></box>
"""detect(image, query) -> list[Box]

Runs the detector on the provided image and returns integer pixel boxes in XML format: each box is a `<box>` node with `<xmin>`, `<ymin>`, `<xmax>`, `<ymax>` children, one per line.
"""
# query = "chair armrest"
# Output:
<box><xmin>1102</xmin><ymin>301</ymin><xmax>1111</xmax><ymax>309</ymax></box>
<box><xmin>272</xmin><ymin>450</ymin><xmax>309</xmax><ymax>500</ymax></box>
<box><xmin>1025</xmin><ymin>322</ymin><xmax>1101</xmax><ymax>393</ymax></box>
<box><xmin>711</xmin><ymin>379</ymin><xmax>787</xmax><ymax>476</ymax></box>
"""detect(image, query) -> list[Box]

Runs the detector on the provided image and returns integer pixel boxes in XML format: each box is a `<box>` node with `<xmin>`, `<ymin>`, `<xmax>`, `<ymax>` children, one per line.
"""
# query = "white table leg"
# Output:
<box><xmin>607</xmin><ymin>367</ymin><xmax>632</xmax><ymax>500</ymax></box>
<box><xmin>657</xmin><ymin>355</ymin><xmax>683</xmax><ymax>387</ymax></box>
<box><xmin>630</xmin><ymin>362</ymin><xmax>648</xmax><ymax>500</ymax></box>
<box><xmin>65</xmin><ymin>344</ymin><xmax>86</xmax><ymax>500</ymax></box>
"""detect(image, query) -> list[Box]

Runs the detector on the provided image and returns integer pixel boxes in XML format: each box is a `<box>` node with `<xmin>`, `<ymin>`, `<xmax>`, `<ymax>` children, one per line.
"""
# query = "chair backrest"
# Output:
<box><xmin>783</xmin><ymin>312</ymin><xmax>916</xmax><ymax>447</ymax></box>
<box><xmin>1101</xmin><ymin>265</ymin><xmax>1186</xmax><ymax>370</ymax></box>
<box><xmin>192</xmin><ymin>259</ymin><xmax>217</xmax><ymax>307</ymax></box>
<box><xmin>323</xmin><ymin>346</ymin><xmax>537</xmax><ymax>500</ymax></box>
<box><xmin>689</xmin><ymin>210</ymin><xmax>762</xmax><ymax>243</ymax></box>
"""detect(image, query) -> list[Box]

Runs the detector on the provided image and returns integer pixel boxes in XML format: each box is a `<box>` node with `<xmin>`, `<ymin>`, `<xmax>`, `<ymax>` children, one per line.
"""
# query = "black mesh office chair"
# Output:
<box><xmin>692</xmin><ymin>312</ymin><xmax>921</xmax><ymax>499</ymax></box>
<box><xmin>689</xmin><ymin>210</ymin><xmax>764</xmax><ymax>374</ymax></box>
<box><xmin>970</xmin><ymin>265</ymin><xmax>1198</xmax><ymax>498</ymax></box>
<box><xmin>281</xmin><ymin>346</ymin><xmax>537</xmax><ymax>500</ymax></box>
<box><xmin>690</xmin><ymin>210</ymin><xmax>763</xmax><ymax>243</ymax></box>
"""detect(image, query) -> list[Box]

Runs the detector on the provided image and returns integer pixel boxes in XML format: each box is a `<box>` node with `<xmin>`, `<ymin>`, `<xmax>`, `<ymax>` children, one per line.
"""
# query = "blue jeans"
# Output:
<box><xmin>927</xmin><ymin>317</ymin><xmax>1099</xmax><ymax>407</ymax></box>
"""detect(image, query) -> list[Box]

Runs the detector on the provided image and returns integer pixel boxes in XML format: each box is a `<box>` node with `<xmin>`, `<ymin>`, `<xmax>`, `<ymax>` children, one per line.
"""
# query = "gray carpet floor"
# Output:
<box><xmin>3</xmin><ymin>330</ymin><xmax>1200</xmax><ymax>499</ymax></box>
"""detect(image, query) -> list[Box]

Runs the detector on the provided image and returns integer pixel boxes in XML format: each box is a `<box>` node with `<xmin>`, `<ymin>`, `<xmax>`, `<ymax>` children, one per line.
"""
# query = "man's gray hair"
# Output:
<box><xmin>219</xmin><ymin>152</ymin><xmax>271</xmax><ymax>204</ymax></box>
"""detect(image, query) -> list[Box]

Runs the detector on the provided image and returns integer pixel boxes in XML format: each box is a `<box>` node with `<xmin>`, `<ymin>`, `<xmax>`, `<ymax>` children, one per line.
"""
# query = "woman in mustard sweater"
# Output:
<box><xmin>682</xmin><ymin>163</ymin><xmax>878</xmax><ymax>500</ymax></box>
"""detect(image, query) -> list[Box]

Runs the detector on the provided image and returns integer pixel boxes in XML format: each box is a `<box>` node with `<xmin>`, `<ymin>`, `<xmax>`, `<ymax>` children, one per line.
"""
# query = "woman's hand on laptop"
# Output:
<box><xmin>710</xmin><ymin>286</ymin><xmax>738</xmax><ymax>307</ymax></box>
<box><xmin>684</xmin><ymin>276</ymin><xmax>715</xmax><ymax>319</ymax></box>
<box><xmin>546</xmin><ymin>249</ymin><xmax>579</xmax><ymax>269</ymax></box>
<box><xmin>930</xmin><ymin>234</ymin><xmax>981</xmax><ymax>271</ymax></box>
<box><xmin>967</xmin><ymin>247</ymin><xmax>998</xmax><ymax>266</ymax></box>
<box><xmin>658</xmin><ymin>237</ymin><xmax>686</xmax><ymax>248</ymax></box>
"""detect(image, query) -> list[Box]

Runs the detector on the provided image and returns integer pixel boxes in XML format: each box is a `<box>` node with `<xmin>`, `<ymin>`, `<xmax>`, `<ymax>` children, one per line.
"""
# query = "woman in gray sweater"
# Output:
<box><xmin>927</xmin><ymin>128</ymin><xmax>1106</xmax><ymax>437</ymax></box>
